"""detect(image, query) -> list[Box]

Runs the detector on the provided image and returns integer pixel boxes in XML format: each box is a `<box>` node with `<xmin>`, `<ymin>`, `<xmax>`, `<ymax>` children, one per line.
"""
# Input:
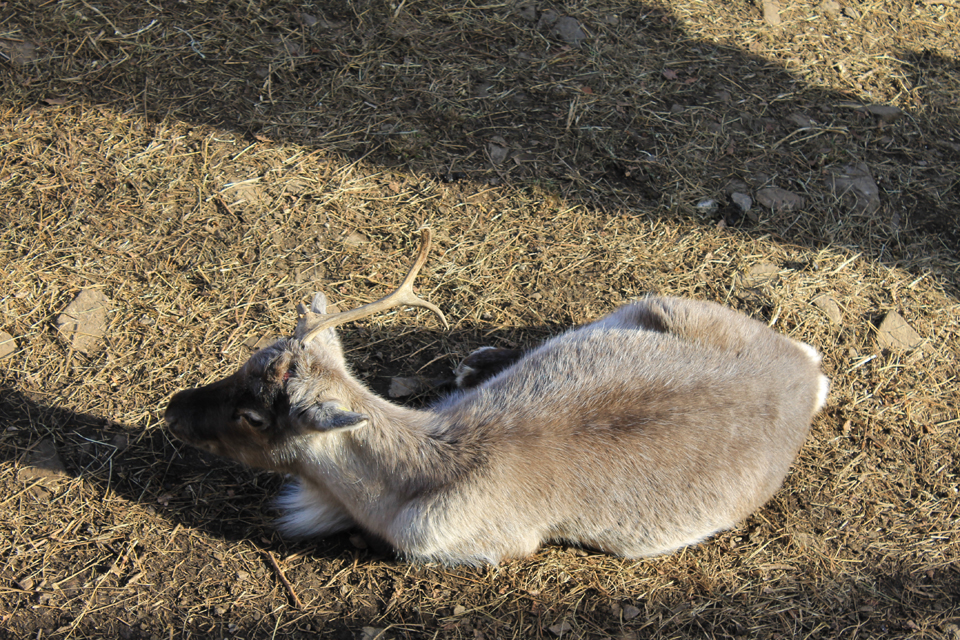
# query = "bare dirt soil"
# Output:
<box><xmin>1</xmin><ymin>0</ymin><xmax>959</xmax><ymax>638</ymax></box>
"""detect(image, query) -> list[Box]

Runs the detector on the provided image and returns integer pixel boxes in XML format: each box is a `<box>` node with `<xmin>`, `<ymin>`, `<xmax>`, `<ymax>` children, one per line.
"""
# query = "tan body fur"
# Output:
<box><xmin>165</xmin><ymin>295</ymin><xmax>829</xmax><ymax>566</ymax></box>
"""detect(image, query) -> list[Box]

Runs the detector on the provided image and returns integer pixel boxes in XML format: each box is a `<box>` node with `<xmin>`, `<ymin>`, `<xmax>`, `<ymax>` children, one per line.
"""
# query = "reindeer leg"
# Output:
<box><xmin>274</xmin><ymin>480</ymin><xmax>356</xmax><ymax>538</ymax></box>
<box><xmin>454</xmin><ymin>347</ymin><xmax>525</xmax><ymax>388</ymax></box>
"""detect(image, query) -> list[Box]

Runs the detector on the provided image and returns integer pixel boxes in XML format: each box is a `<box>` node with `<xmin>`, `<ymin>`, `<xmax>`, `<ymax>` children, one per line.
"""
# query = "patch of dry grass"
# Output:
<box><xmin>1</xmin><ymin>0</ymin><xmax>959</xmax><ymax>638</ymax></box>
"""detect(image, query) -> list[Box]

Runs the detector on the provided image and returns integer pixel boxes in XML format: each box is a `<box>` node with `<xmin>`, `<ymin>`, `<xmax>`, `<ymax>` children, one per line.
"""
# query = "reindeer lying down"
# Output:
<box><xmin>165</xmin><ymin>230</ymin><xmax>829</xmax><ymax>566</ymax></box>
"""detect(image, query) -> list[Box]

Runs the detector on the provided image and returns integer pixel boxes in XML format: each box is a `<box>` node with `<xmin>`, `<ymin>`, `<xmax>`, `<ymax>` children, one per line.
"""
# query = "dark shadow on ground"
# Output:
<box><xmin>2</xmin><ymin>0</ymin><xmax>958</xmax><ymax>260</ymax></box>
<box><xmin>0</xmin><ymin>378</ymin><xmax>362</xmax><ymax>557</ymax></box>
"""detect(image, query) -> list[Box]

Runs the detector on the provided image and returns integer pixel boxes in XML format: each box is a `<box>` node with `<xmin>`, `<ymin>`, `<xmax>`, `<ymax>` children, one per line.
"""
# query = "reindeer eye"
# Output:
<box><xmin>238</xmin><ymin>410</ymin><xmax>266</xmax><ymax>429</ymax></box>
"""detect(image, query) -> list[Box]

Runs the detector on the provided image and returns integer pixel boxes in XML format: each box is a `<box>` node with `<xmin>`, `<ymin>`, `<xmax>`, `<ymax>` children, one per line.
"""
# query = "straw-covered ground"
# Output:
<box><xmin>1</xmin><ymin>0</ymin><xmax>958</xmax><ymax>638</ymax></box>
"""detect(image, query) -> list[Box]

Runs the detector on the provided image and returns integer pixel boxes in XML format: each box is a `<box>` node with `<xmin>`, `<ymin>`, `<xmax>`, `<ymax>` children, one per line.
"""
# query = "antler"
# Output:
<box><xmin>295</xmin><ymin>228</ymin><xmax>449</xmax><ymax>343</ymax></box>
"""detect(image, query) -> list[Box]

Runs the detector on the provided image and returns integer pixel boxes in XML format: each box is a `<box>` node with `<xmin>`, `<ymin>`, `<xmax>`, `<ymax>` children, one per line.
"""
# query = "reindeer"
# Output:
<box><xmin>165</xmin><ymin>229</ymin><xmax>829</xmax><ymax>566</ymax></box>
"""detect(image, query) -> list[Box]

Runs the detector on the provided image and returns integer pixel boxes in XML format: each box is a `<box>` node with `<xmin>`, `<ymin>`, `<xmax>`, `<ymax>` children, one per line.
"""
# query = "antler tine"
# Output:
<box><xmin>296</xmin><ymin>229</ymin><xmax>449</xmax><ymax>343</ymax></box>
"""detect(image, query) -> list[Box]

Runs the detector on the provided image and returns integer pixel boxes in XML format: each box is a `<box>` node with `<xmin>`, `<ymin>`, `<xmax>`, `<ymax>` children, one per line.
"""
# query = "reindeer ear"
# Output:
<box><xmin>297</xmin><ymin>401</ymin><xmax>368</xmax><ymax>432</ymax></box>
<box><xmin>309</xmin><ymin>292</ymin><xmax>328</xmax><ymax>315</ymax></box>
<box><xmin>298</xmin><ymin>292</ymin><xmax>343</xmax><ymax>347</ymax></box>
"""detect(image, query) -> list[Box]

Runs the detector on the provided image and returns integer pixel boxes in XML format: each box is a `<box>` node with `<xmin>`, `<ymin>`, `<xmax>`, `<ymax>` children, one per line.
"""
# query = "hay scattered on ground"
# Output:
<box><xmin>1</xmin><ymin>0</ymin><xmax>959</xmax><ymax>637</ymax></box>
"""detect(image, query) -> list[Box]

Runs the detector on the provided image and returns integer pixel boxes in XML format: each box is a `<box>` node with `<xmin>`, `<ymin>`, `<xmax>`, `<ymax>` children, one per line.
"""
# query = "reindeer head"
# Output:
<box><xmin>164</xmin><ymin>229</ymin><xmax>448</xmax><ymax>470</ymax></box>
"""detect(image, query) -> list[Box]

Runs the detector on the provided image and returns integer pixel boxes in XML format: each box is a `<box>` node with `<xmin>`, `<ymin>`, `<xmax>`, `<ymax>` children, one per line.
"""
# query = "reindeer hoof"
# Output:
<box><xmin>454</xmin><ymin>347</ymin><xmax>524</xmax><ymax>388</ymax></box>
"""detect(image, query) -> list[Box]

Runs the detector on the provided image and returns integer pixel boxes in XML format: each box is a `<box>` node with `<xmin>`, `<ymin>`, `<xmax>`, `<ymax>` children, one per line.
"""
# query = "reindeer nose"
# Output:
<box><xmin>164</xmin><ymin>406</ymin><xmax>182</xmax><ymax>435</ymax></box>
<box><xmin>164</xmin><ymin>389</ymin><xmax>192</xmax><ymax>437</ymax></box>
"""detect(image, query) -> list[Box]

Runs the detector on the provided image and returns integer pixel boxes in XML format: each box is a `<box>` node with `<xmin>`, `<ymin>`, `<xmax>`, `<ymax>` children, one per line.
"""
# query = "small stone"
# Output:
<box><xmin>731</xmin><ymin>192</ymin><xmax>752</xmax><ymax>213</ymax></box>
<box><xmin>111</xmin><ymin>434</ymin><xmax>129</xmax><ymax>451</ymax></box>
<box><xmin>549</xmin><ymin>621</ymin><xmax>573</xmax><ymax>636</ymax></box>
<box><xmin>344</xmin><ymin>231</ymin><xmax>370</xmax><ymax>246</ymax></box>
<box><xmin>487</xmin><ymin>142</ymin><xmax>509</xmax><ymax>165</ymax></box>
<box><xmin>825</xmin><ymin>163</ymin><xmax>880</xmax><ymax>215</ymax></box>
<box><xmin>745</xmin><ymin>173</ymin><xmax>772</xmax><ymax>188</ymax></box>
<box><xmin>295</xmin><ymin>264</ymin><xmax>325</xmax><ymax>284</ymax></box>
<box><xmin>59</xmin><ymin>578</ymin><xmax>80</xmax><ymax>595</ymax></box>
<box><xmin>741</xmin><ymin>263</ymin><xmax>779</xmax><ymax>288</ymax></box>
<box><xmin>724</xmin><ymin>179</ymin><xmax>750</xmax><ymax>196</ymax></box>
<box><xmin>786</xmin><ymin>113</ymin><xmax>816</xmax><ymax>128</ymax></box>
<box><xmin>284</xmin><ymin>178</ymin><xmax>312</xmax><ymax>195</ymax></box>
<box><xmin>863</xmin><ymin>104</ymin><xmax>903</xmax><ymax>124</ymax></box>
<box><xmin>360</xmin><ymin>627</ymin><xmax>391</xmax><ymax>640</ymax></box>
<box><xmin>56</xmin><ymin>289</ymin><xmax>111</xmax><ymax>354</ymax></box>
<box><xmin>389</xmin><ymin>377</ymin><xmax>423</xmax><ymax>398</ymax></box>
<box><xmin>0</xmin><ymin>331</ymin><xmax>15</xmax><ymax>359</ymax></box>
<box><xmin>822</xmin><ymin>0</ymin><xmax>841</xmax><ymax>17</ymax></box>
<box><xmin>762</xmin><ymin>0</ymin><xmax>782</xmax><ymax>25</ymax></box>
<box><xmin>550</xmin><ymin>16</ymin><xmax>588</xmax><ymax>47</ymax></box>
<box><xmin>18</xmin><ymin>439</ymin><xmax>68</xmax><ymax>484</ymax></box>
<box><xmin>696</xmin><ymin>198</ymin><xmax>718</xmax><ymax>213</ymax></box>
<box><xmin>876</xmin><ymin>311</ymin><xmax>922</xmax><ymax>351</ymax></box>
<box><xmin>453</xmin><ymin>604</ymin><xmax>467</xmax><ymax>616</ymax></box>
<box><xmin>756</xmin><ymin>187</ymin><xmax>804</xmax><ymax>211</ymax></box>
<box><xmin>537</xmin><ymin>9</ymin><xmax>559</xmax><ymax>29</ymax></box>
<box><xmin>0</xmin><ymin>39</ymin><xmax>37</xmax><ymax>66</ymax></box>
<box><xmin>515</xmin><ymin>2</ymin><xmax>537</xmax><ymax>21</ymax></box>
<box><xmin>812</xmin><ymin>294</ymin><xmax>843</xmax><ymax>324</ymax></box>
<box><xmin>622</xmin><ymin>604</ymin><xmax>641</xmax><ymax>620</ymax></box>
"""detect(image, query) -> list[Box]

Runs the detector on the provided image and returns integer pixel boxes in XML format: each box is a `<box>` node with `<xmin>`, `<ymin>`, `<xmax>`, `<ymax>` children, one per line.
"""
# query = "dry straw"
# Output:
<box><xmin>1</xmin><ymin>0</ymin><xmax>958</xmax><ymax>637</ymax></box>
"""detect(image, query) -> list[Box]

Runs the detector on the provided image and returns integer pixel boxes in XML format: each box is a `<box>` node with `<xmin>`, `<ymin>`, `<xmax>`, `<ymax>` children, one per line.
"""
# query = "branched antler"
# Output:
<box><xmin>295</xmin><ymin>228</ymin><xmax>449</xmax><ymax>342</ymax></box>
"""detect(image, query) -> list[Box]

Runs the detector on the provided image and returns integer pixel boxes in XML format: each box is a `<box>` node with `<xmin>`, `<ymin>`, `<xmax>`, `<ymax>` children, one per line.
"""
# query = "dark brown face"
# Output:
<box><xmin>164</xmin><ymin>344</ymin><xmax>296</xmax><ymax>470</ymax></box>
